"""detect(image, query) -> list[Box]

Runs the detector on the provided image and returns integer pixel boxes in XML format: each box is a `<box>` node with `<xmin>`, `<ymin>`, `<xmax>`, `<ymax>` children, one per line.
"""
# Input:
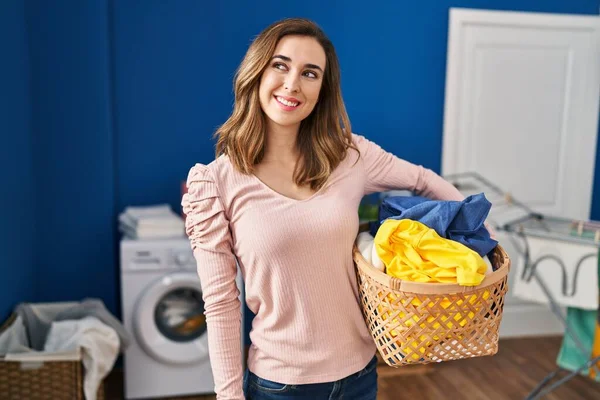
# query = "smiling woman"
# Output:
<box><xmin>258</xmin><ymin>36</ymin><xmax>325</xmax><ymax>125</ymax></box>
<box><xmin>214</xmin><ymin>18</ymin><xmax>353</xmax><ymax>195</ymax></box>
<box><xmin>181</xmin><ymin>18</ymin><xmax>472</xmax><ymax>400</ymax></box>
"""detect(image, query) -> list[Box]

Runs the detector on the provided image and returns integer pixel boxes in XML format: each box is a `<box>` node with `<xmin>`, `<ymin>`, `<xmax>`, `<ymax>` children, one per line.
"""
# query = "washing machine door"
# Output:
<box><xmin>133</xmin><ymin>272</ymin><xmax>209</xmax><ymax>365</ymax></box>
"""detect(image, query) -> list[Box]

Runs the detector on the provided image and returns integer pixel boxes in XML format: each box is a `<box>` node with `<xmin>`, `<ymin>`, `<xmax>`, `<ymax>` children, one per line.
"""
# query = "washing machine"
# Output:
<box><xmin>120</xmin><ymin>237</ymin><xmax>244</xmax><ymax>399</ymax></box>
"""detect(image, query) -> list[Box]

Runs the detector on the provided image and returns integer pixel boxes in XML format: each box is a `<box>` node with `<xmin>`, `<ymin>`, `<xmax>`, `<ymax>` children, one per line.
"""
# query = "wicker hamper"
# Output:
<box><xmin>354</xmin><ymin>240</ymin><xmax>510</xmax><ymax>367</ymax></box>
<box><xmin>0</xmin><ymin>314</ymin><xmax>105</xmax><ymax>400</ymax></box>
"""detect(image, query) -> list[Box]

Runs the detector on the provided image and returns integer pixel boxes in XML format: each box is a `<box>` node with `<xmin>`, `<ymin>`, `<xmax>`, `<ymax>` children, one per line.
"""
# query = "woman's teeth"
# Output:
<box><xmin>276</xmin><ymin>96</ymin><xmax>299</xmax><ymax>107</ymax></box>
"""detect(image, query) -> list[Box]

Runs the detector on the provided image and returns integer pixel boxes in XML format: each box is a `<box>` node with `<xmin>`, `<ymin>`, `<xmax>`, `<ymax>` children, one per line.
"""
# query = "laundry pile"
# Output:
<box><xmin>119</xmin><ymin>204</ymin><xmax>185</xmax><ymax>239</ymax></box>
<box><xmin>359</xmin><ymin>192</ymin><xmax>498</xmax><ymax>285</ymax></box>
<box><xmin>357</xmin><ymin>193</ymin><xmax>500</xmax><ymax>361</ymax></box>
<box><xmin>0</xmin><ymin>299</ymin><xmax>130</xmax><ymax>400</ymax></box>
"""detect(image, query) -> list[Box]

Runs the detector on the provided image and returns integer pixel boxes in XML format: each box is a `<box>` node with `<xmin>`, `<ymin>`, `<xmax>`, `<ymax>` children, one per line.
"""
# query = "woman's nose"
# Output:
<box><xmin>283</xmin><ymin>74</ymin><xmax>299</xmax><ymax>93</ymax></box>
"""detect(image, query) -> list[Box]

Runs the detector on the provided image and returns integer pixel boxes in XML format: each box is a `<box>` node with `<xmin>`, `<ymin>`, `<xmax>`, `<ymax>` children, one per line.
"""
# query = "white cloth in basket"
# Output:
<box><xmin>357</xmin><ymin>230</ymin><xmax>494</xmax><ymax>275</ymax></box>
<box><xmin>0</xmin><ymin>316</ymin><xmax>29</xmax><ymax>355</ymax></box>
<box><xmin>357</xmin><ymin>232</ymin><xmax>385</xmax><ymax>271</ymax></box>
<box><xmin>44</xmin><ymin>316</ymin><xmax>119</xmax><ymax>400</ymax></box>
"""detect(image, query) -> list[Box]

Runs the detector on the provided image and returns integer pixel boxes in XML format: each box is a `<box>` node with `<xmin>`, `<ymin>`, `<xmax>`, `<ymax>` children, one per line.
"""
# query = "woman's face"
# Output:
<box><xmin>258</xmin><ymin>35</ymin><xmax>326</xmax><ymax>133</ymax></box>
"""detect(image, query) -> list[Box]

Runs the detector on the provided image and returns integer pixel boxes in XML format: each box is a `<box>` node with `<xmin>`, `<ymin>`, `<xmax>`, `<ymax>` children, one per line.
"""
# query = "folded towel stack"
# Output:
<box><xmin>118</xmin><ymin>204</ymin><xmax>185</xmax><ymax>239</ymax></box>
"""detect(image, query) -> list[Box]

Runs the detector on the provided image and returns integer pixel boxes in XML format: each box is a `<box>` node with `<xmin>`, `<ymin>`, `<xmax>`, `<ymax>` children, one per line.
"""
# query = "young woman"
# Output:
<box><xmin>182</xmin><ymin>18</ymin><xmax>469</xmax><ymax>400</ymax></box>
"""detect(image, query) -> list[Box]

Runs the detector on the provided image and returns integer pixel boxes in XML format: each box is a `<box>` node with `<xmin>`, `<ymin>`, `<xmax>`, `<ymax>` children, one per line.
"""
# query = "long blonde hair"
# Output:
<box><xmin>214</xmin><ymin>18</ymin><xmax>356</xmax><ymax>190</ymax></box>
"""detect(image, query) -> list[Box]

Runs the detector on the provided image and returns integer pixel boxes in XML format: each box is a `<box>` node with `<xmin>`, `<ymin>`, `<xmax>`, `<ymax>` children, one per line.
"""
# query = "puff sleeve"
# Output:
<box><xmin>181</xmin><ymin>164</ymin><xmax>244</xmax><ymax>400</ymax></box>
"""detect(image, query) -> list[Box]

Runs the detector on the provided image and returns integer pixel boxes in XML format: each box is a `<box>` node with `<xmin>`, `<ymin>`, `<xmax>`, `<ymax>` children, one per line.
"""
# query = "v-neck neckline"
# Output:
<box><xmin>249</xmin><ymin>173</ymin><xmax>325</xmax><ymax>203</ymax></box>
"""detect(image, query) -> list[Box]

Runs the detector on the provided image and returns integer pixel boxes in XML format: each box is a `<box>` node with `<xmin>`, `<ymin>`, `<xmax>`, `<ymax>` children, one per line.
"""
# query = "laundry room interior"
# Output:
<box><xmin>2</xmin><ymin>1</ymin><xmax>600</xmax><ymax>399</ymax></box>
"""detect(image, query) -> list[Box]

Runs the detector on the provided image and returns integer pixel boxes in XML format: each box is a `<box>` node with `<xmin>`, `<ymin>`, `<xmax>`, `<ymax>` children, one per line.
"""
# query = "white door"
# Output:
<box><xmin>442</xmin><ymin>8</ymin><xmax>600</xmax><ymax>337</ymax></box>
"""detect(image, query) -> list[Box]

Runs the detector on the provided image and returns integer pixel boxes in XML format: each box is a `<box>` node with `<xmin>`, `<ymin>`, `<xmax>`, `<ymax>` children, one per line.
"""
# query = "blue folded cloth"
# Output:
<box><xmin>369</xmin><ymin>193</ymin><xmax>498</xmax><ymax>258</ymax></box>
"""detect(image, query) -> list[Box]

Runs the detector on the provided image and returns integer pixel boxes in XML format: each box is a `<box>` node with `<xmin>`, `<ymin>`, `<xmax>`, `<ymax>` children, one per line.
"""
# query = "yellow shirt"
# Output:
<box><xmin>372</xmin><ymin>219</ymin><xmax>490</xmax><ymax>360</ymax></box>
<box><xmin>374</xmin><ymin>219</ymin><xmax>487</xmax><ymax>286</ymax></box>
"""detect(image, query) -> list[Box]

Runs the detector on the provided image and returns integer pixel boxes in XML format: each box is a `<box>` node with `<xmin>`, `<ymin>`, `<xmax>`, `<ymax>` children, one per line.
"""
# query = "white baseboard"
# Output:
<box><xmin>499</xmin><ymin>303</ymin><xmax>565</xmax><ymax>338</ymax></box>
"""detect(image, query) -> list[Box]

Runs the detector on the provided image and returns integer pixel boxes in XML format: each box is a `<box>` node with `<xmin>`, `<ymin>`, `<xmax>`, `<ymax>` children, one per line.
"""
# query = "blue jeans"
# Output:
<box><xmin>243</xmin><ymin>355</ymin><xmax>378</xmax><ymax>399</ymax></box>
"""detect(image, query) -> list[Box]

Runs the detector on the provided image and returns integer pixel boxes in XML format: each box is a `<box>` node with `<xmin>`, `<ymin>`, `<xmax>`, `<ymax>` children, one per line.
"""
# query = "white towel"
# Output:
<box><xmin>44</xmin><ymin>317</ymin><xmax>119</xmax><ymax>400</ymax></box>
<box><xmin>120</xmin><ymin>215</ymin><xmax>183</xmax><ymax>230</ymax></box>
<box><xmin>356</xmin><ymin>232</ymin><xmax>385</xmax><ymax>272</ymax></box>
<box><xmin>484</xmin><ymin>256</ymin><xmax>494</xmax><ymax>275</ymax></box>
<box><xmin>119</xmin><ymin>223</ymin><xmax>185</xmax><ymax>239</ymax></box>
<box><xmin>357</xmin><ymin>232</ymin><xmax>374</xmax><ymax>264</ymax></box>
<box><xmin>119</xmin><ymin>204</ymin><xmax>185</xmax><ymax>239</ymax></box>
<box><xmin>371</xmin><ymin>244</ymin><xmax>385</xmax><ymax>272</ymax></box>
<box><xmin>0</xmin><ymin>316</ymin><xmax>30</xmax><ymax>355</ymax></box>
<box><xmin>119</xmin><ymin>204</ymin><xmax>184</xmax><ymax>229</ymax></box>
<box><xmin>121</xmin><ymin>204</ymin><xmax>172</xmax><ymax>219</ymax></box>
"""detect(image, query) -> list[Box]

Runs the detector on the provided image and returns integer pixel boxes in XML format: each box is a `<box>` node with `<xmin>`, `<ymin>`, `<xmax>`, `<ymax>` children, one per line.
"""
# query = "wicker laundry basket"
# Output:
<box><xmin>0</xmin><ymin>314</ymin><xmax>105</xmax><ymax>400</ymax></box>
<box><xmin>354</xmin><ymin>239</ymin><xmax>510</xmax><ymax>367</ymax></box>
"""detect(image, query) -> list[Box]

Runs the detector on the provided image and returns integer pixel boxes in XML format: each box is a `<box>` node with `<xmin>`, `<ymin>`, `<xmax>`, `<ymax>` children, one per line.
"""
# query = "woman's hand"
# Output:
<box><xmin>485</xmin><ymin>221</ymin><xmax>498</xmax><ymax>240</ymax></box>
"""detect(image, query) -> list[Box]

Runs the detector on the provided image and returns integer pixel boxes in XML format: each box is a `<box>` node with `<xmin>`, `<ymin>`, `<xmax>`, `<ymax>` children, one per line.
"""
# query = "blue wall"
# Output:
<box><xmin>2</xmin><ymin>0</ymin><xmax>599</xmax><ymax>325</ymax></box>
<box><xmin>26</xmin><ymin>0</ymin><xmax>117</xmax><ymax>313</ymax></box>
<box><xmin>1</xmin><ymin>1</ymin><xmax>35</xmax><ymax>321</ymax></box>
<box><xmin>112</xmin><ymin>0</ymin><xmax>600</xmax><ymax>217</ymax></box>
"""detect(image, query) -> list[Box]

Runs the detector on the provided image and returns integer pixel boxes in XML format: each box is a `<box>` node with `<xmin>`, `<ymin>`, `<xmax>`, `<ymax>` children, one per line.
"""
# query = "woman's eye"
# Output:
<box><xmin>273</xmin><ymin>62</ymin><xmax>287</xmax><ymax>71</ymax></box>
<box><xmin>303</xmin><ymin>70</ymin><xmax>318</xmax><ymax>79</ymax></box>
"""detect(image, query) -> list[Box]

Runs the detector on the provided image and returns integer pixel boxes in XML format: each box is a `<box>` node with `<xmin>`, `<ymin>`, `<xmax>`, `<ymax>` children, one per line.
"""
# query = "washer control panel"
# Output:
<box><xmin>121</xmin><ymin>238</ymin><xmax>196</xmax><ymax>272</ymax></box>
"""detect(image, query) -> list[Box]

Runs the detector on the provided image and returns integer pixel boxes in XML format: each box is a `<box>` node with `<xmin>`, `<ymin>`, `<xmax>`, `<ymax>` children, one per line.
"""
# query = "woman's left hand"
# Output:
<box><xmin>485</xmin><ymin>221</ymin><xmax>498</xmax><ymax>240</ymax></box>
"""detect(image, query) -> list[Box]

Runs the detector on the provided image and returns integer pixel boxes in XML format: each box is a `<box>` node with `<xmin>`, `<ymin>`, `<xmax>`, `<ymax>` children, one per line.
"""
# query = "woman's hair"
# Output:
<box><xmin>214</xmin><ymin>18</ymin><xmax>357</xmax><ymax>190</ymax></box>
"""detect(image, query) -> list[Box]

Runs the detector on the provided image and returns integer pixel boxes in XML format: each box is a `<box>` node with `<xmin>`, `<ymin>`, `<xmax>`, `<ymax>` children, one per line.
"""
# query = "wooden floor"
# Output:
<box><xmin>105</xmin><ymin>336</ymin><xmax>600</xmax><ymax>400</ymax></box>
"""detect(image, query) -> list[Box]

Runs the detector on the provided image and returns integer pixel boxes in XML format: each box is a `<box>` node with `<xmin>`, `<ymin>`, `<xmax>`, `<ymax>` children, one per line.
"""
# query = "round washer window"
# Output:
<box><xmin>154</xmin><ymin>287</ymin><xmax>206</xmax><ymax>342</ymax></box>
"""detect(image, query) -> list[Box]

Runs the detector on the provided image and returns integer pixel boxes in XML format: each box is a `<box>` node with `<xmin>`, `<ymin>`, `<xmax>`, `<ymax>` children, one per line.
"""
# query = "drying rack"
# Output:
<box><xmin>444</xmin><ymin>172</ymin><xmax>600</xmax><ymax>399</ymax></box>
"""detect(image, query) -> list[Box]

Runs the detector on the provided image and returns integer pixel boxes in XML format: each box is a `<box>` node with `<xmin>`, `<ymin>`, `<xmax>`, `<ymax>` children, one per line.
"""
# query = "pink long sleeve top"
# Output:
<box><xmin>181</xmin><ymin>134</ymin><xmax>465</xmax><ymax>399</ymax></box>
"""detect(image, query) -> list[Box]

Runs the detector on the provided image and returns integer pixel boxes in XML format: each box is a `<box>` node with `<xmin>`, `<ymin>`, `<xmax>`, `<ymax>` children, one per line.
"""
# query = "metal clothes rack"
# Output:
<box><xmin>444</xmin><ymin>172</ymin><xmax>600</xmax><ymax>399</ymax></box>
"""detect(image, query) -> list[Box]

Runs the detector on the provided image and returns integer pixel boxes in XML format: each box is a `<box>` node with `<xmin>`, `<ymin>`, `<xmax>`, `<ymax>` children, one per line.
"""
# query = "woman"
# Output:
<box><xmin>181</xmin><ymin>18</ymin><xmax>468</xmax><ymax>400</ymax></box>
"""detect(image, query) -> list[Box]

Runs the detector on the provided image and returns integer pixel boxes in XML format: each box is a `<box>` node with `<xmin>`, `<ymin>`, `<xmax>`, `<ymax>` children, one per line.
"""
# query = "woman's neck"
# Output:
<box><xmin>262</xmin><ymin>123</ymin><xmax>300</xmax><ymax>164</ymax></box>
